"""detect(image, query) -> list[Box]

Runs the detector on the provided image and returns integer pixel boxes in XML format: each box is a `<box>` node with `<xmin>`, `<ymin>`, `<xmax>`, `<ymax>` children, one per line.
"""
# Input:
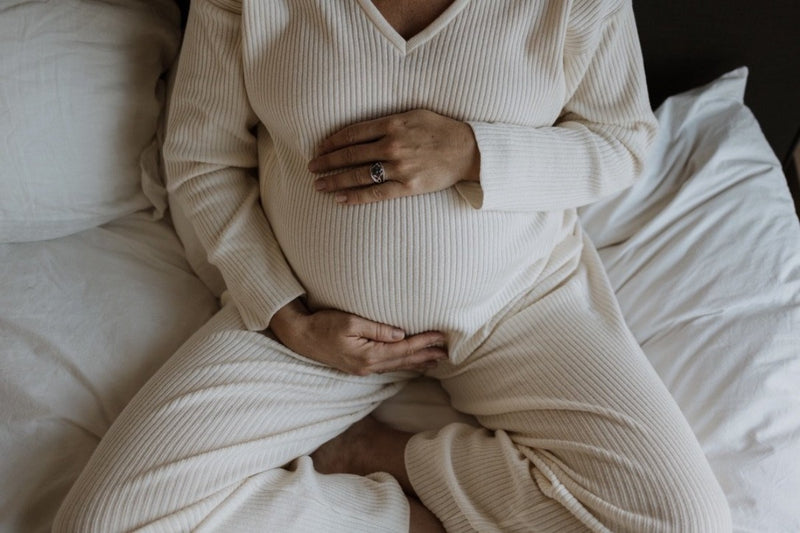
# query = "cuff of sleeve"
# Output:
<box><xmin>211</xmin><ymin>221</ymin><xmax>307</xmax><ymax>331</ymax></box>
<box><xmin>463</xmin><ymin>120</ymin><xmax>546</xmax><ymax>212</ymax></box>
<box><xmin>232</xmin><ymin>282</ymin><xmax>305</xmax><ymax>333</ymax></box>
<box><xmin>224</xmin><ymin>257</ymin><xmax>306</xmax><ymax>331</ymax></box>
<box><xmin>466</xmin><ymin>119</ymin><xmax>639</xmax><ymax>212</ymax></box>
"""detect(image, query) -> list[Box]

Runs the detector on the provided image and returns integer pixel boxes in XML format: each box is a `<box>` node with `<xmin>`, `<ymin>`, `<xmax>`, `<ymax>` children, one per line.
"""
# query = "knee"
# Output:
<box><xmin>585</xmin><ymin>457</ymin><xmax>732</xmax><ymax>532</ymax></box>
<box><xmin>644</xmin><ymin>477</ymin><xmax>732</xmax><ymax>533</ymax></box>
<box><xmin>52</xmin><ymin>480</ymin><xmax>125</xmax><ymax>533</ymax></box>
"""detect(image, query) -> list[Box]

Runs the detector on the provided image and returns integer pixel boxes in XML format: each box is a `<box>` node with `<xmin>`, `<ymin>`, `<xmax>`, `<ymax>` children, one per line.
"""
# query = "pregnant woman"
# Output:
<box><xmin>55</xmin><ymin>0</ymin><xmax>731</xmax><ymax>531</ymax></box>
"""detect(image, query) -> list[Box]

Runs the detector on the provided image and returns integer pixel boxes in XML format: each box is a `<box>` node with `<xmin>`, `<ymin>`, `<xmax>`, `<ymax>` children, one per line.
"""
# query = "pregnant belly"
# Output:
<box><xmin>266</xmin><ymin>184</ymin><xmax>554</xmax><ymax>334</ymax></box>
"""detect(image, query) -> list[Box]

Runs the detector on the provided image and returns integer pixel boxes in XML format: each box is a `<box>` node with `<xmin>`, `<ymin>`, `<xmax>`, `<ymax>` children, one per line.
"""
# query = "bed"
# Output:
<box><xmin>1</xmin><ymin>1</ymin><xmax>798</xmax><ymax>531</ymax></box>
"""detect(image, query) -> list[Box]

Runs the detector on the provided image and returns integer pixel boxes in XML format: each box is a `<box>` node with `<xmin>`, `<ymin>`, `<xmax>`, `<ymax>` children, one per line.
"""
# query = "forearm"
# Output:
<box><xmin>456</xmin><ymin>2</ymin><xmax>657</xmax><ymax>212</ymax></box>
<box><xmin>268</xmin><ymin>297</ymin><xmax>311</xmax><ymax>351</ymax></box>
<box><xmin>457</xmin><ymin>114</ymin><xmax>655</xmax><ymax>211</ymax></box>
<box><xmin>164</xmin><ymin>0</ymin><xmax>304</xmax><ymax>330</ymax></box>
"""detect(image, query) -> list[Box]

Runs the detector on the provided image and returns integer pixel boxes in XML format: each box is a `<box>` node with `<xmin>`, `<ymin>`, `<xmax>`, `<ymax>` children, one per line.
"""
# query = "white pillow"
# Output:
<box><xmin>579</xmin><ymin>67</ymin><xmax>800</xmax><ymax>532</ymax></box>
<box><xmin>0</xmin><ymin>0</ymin><xmax>181</xmax><ymax>242</ymax></box>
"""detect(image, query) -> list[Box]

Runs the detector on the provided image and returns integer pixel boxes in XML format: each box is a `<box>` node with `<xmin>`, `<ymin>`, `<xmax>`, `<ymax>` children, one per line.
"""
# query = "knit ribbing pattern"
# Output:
<box><xmin>51</xmin><ymin>235</ymin><xmax>732</xmax><ymax>532</ymax></box>
<box><xmin>163</xmin><ymin>0</ymin><xmax>657</xmax><ymax>352</ymax></box>
<box><xmin>53</xmin><ymin>304</ymin><xmax>414</xmax><ymax>532</ymax></box>
<box><xmin>53</xmin><ymin>0</ymin><xmax>732</xmax><ymax>531</ymax></box>
<box><xmin>406</xmin><ymin>233</ymin><xmax>731</xmax><ymax>531</ymax></box>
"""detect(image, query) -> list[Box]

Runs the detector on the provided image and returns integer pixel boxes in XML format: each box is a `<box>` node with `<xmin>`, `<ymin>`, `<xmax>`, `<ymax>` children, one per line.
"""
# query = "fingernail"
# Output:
<box><xmin>314</xmin><ymin>179</ymin><xmax>327</xmax><ymax>191</ymax></box>
<box><xmin>335</xmin><ymin>194</ymin><xmax>347</xmax><ymax>204</ymax></box>
<box><xmin>308</xmin><ymin>160</ymin><xmax>318</xmax><ymax>172</ymax></box>
<box><xmin>392</xmin><ymin>329</ymin><xmax>405</xmax><ymax>340</ymax></box>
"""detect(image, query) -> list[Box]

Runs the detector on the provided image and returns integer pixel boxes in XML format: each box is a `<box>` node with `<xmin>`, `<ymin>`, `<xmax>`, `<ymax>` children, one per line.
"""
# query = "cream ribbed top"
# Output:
<box><xmin>164</xmin><ymin>0</ymin><xmax>656</xmax><ymax>359</ymax></box>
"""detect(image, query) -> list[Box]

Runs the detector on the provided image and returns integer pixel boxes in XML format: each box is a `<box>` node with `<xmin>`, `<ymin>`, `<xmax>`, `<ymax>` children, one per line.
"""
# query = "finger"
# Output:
<box><xmin>333</xmin><ymin>181</ymin><xmax>410</xmax><ymax>205</ymax></box>
<box><xmin>345</xmin><ymin>314</ymin><xmax>406</xmax><ymax>343</ymax></box>
<box><xmin>314</xmin><ymin>116</ymin><xmax>394</xmax><ymax>156</ymax></box>
<box><xmin>368</xmin><ymin>347</ymin><xmax>448</xmax><ymax>374</ymax></box>
<box><xmin>308</xmin><ymin>140</ymin><xmax>387</xmax><ymax>174</ymax></box>
<box><xmin>315</xmin><ymin>162</ymin><xmax>395</xmax><ymax>193</ymax></box>
<box><xmin>377</xmin><ymin>331</ymin><xmax>447</xmax><ymax>358</ymax></box>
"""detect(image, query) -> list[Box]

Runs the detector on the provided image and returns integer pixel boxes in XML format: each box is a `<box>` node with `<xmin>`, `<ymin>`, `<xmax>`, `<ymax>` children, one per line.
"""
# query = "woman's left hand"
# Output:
<box><xmin>308</xmin><ymin>109</ymin><xmax>480</xmax><ymax>205</ymax></box>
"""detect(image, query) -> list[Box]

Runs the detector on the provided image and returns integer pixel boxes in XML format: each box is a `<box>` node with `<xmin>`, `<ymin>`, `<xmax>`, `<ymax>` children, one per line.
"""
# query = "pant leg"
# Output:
<box><xmin>407</xmin><ymin>232</ymin><xmax>732</xmax><ymax>532</ymax></box>
<box><xmin>53</xmin><ymin>303</ymin><xmax>411</xmax><ymax>533</ymax></box>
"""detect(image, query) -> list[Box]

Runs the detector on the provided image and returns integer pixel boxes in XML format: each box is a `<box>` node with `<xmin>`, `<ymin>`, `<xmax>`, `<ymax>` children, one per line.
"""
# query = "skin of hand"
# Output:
<box><xmin>308</xmin><ymin>109</ymin><xmax>480</xmax><ymax>205</ymax></box>
<box><xmin>269</xmin><ymin>298</ymin><xmax>448</xmax><ymax>376</ymax></box>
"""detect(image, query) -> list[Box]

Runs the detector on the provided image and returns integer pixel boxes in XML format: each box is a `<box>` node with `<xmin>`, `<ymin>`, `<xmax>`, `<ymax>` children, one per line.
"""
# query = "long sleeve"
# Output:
<box><xmin>163</xmin><ymin>0</ymin><xmax>304</xmax><ymax>331</ymax></box>
<box><xmin>456</xmin><ymin>0</ymin><xmax>657</xmax><ymax>212</ymax></box>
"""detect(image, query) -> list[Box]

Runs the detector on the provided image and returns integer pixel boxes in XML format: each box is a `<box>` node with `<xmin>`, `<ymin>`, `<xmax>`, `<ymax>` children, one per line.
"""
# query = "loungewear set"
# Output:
<box><xmin>55</xmin><ymin>0</ymin><xmax>731</xmax><ymax>531</ymax></box>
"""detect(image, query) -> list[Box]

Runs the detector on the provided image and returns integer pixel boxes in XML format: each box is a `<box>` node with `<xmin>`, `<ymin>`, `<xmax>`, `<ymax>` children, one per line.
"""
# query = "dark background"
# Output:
<box><xmin>632</xmin><ymin>1</ymin><xmax>800</xmax><ymax>211</ymax></box>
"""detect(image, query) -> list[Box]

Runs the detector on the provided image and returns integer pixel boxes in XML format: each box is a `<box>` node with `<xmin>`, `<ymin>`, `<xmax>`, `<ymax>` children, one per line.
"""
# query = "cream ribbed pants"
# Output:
<box><xmin>53</xmin><ymin>233</ymin><xmax>731</xmax><ymax>532</ymax></box>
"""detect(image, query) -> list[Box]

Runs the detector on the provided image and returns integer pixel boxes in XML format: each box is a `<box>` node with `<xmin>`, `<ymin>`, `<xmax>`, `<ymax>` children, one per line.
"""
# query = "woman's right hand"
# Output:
<box><xmin>269</xmin><ymin>299</ymin><xmax>448</xmax><ymax>376</ymax></box>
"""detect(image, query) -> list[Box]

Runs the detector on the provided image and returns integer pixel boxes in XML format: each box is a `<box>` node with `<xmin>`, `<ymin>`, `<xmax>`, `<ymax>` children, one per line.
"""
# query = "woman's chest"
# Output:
<box><xmin>241</xmin><ymin>0</ymin><xmax>570</xmax><ymax>153</ymax></box>
<box><xmin>369</xmin><ymin>0</ymin><xmax>456</xmax><ymax>40</ymax></box>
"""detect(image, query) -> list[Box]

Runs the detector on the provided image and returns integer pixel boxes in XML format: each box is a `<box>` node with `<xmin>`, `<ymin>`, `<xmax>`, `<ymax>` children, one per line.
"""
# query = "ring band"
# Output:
<box><xmin>369</xmin><ymin>161</ymin><xmax>387</xmax><ymax>184</ymax></box>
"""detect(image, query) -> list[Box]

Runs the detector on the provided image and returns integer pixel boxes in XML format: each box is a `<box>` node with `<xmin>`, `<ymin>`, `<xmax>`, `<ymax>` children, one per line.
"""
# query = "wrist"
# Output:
<box><xmin>461</xmin><ymin>122</ymin><xmax>481</xmax><ymax>183</ymax></box>
<box><xmin>269</xmin><ymin>298</ymin><xmax>310</xmax><ymax>350</ymax></box>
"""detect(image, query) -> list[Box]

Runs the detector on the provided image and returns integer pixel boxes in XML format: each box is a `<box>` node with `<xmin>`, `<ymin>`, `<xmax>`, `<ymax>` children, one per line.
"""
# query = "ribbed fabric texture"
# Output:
<box><xmin>51</xmin><ymin>233</ymin><xmax>732</xmax><ymax>532</ymax></box>
<box><xmin>52</xmin><ymin>1</ymin><xmax>732</xmax><ymax>531</ymax></box>
<box><xmin>161</xmin><ymin>0</ymin><xmax>657</xmax><ymax>357</ymax></box>
<box><xmin>53</xmin><ymin>304</ymin><xmax>415</xmax><ymax>532</ymax></box>
<box><xmin>406</xmin><ymin>233</ymin><xmax>732</xmax><ymax>532</ymax></box>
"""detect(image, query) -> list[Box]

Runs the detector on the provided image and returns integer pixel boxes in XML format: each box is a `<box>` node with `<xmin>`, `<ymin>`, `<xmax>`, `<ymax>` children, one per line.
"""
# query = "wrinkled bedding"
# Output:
<box><xmin>1</xmin><ymin>68</ymin><xmax>799</xmax><ymax>532</ymax></box>
<box><xmin>0</xmin><ymin>214</ymin><xmax>217</xmax><ymax>532</ymax></box>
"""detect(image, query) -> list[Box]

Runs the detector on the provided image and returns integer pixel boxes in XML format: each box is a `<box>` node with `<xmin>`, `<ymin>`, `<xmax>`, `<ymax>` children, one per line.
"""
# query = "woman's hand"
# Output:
<box><xmin>269</xmin><ymin>299</ymin><xmax>448</xmax><ymax>376</ymax></box>
<box><xmin>308</xmin><ymin>109</ymin><xmax>480</xmax><ymax>205</ymax></box>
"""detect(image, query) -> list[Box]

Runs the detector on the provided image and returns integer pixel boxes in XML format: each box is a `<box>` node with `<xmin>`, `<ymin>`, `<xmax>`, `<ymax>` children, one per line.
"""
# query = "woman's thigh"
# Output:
<box><xmin>423</xmin><ymin>237</ymin><xmax>730</xmax><ymax>531</ymax></box>
<box><xmin>55</xmin><ymin>303</ymin><xmax>409</xmax><ymax>532</ymax></box>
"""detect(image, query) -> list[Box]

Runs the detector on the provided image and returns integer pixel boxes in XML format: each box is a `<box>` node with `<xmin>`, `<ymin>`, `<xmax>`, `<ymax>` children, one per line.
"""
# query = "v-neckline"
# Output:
<box><xmin>354</xmin><ymin>0</ymin><xmax>471</xmax><ymax>55</ymax></box>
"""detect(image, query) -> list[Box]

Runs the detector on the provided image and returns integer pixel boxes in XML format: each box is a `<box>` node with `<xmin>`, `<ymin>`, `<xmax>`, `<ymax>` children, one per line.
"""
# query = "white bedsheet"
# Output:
<box><xmin>1</xmin><ymin>69</ymin><xmax>798</xmax><ymax>532</ymax></box>
<box><xmin>0</xmin><ymin>213</ymin><xmax>218</xmax><ymax>532</ymax></box>
<box><xmin>581</xmin><ymin>69</ymin><xmax>800</xmax><ymax>533</ymax></box>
